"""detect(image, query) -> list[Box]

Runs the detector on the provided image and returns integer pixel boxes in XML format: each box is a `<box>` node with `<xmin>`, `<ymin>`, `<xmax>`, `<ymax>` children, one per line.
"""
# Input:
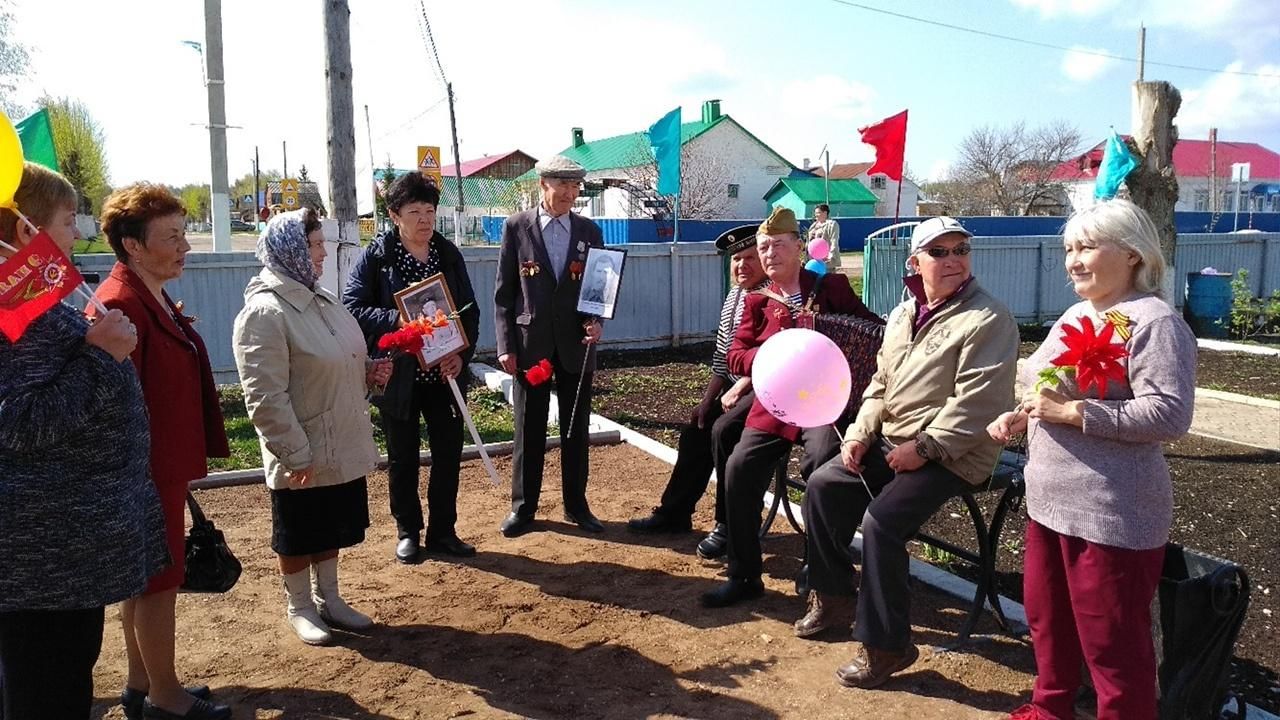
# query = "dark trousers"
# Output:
<box><xmin>1024</xmin><ymin>519</ymin><xmax>1164</xmax><ymax>720</ymax></box>
<box><xmin>0</xmin><ymin>605</ymin><xmax>104</xmax><ymax>720</ymax></box>
<box><xmin>655</xmin><ymin>390</ymin><xmax>753</xmax><ymax>523</ymax></box>
<box><xmin>804</xmin><ymin>440</ymin><xmax>969</xmax><ymax>651</ymax></box>
<box><xmin>382</xmin><ymin>379</ymin><xmax>465</xmax><ymax>541</ymax></box>
<box><xmin>511</xmin><ymin>358</ymin><xmax>592</xmax><ymax>517</ymax></box>
<box><xmin>724</xmin><ymin>425</ymin><xmax>840</xmax><ymax>580</ymax></box>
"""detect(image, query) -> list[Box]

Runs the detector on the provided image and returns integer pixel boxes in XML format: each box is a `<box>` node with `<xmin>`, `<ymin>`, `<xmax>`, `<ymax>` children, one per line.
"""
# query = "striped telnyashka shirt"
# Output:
<box><xmin>711</xmin><ymin>280</ymin><xmax>768</xmax><ymax>383</ymax></box>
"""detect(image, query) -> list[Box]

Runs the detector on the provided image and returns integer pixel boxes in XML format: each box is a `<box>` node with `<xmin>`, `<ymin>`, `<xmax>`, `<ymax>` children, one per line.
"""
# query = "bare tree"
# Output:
<box><xmin>944</xmin><ymin>121</ymin><xmax>1083</xmax><ymax>216</ymax></box>
<box><xmin>621</xmin><ymin>137</ymin><xmax>735</xmax><ymax>219</ymax></box>
<box><xmin>0</xmin><ymin>1</ymin><xmax>28</xmax><ymax>115</ymax></box>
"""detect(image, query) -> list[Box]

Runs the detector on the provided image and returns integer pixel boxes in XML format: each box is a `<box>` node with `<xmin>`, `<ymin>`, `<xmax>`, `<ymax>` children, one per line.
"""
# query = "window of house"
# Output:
<box><xmin>727</xmin><ymin>184</ymin><xmax>739</xmax><ymax>198</ymax></box>
<box><xmin>1193</xmin><ymin>190</ymin><xmax>1209</xmax><ymax>211</ymax></box>
<box><xmin>870</xmin><ymin>176</ymin><xmax>887</xmax><ymax>190</ymax></box>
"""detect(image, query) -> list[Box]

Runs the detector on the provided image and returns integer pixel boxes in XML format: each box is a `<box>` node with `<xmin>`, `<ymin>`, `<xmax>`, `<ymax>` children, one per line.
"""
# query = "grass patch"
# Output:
<box><xmin>211</xmin><ymin>383</ymin><xmax>520</xmax><ymax>472</ymax></box>
<box><xmin>73</xmin><ymin>238</ymin><xmax>113</xmax><ymax>255</ymax></box>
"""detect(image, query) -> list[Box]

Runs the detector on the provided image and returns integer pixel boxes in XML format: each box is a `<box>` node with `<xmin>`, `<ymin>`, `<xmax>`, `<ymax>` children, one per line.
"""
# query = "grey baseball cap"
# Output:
<box><xmin>910</xmin><ymin>216</ymin><xmax>973</xmax><ymax>252</ymax></box>
<box><xmin>534</xmin><ymin>155</ymin><xmax>586</xmax><ymax>180</ymax></box>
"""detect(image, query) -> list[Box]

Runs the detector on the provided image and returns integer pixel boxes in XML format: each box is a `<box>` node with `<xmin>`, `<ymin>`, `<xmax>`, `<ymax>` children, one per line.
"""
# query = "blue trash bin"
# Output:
<box><xmin>1185</xmin><ymin>272</ymin><xmax>1234</xmax><ymax>339</ymax></box>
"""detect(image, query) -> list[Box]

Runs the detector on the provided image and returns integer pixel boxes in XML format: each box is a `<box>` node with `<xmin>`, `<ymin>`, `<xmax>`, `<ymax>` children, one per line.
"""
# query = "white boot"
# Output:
<box><xmin>311</xmin><ymin>557</ymin><xmax>373</xmax><ymax>631</ymax></box>
<box><xmin>283</xmin><ymin>568</ymin><xmax>333</xmax><ymax>645</ymax></box>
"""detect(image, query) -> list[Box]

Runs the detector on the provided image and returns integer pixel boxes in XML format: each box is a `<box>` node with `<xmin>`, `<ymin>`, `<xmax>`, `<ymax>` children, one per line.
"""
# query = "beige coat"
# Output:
<box><xmin>847</xmin><ymin>280</ymin><xmax>1018</xmax><ymax>485</ymax></box>
<box><xmin>233</xmin><ymin>268</ymin><xmax>379</xmax><ymax>490</ymax></box>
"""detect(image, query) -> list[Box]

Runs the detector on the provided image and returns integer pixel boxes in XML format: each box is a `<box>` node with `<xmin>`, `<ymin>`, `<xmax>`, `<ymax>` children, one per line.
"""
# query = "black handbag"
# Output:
<box><xmin>181</xmin><ymin>491</ymin><xmax>241</xmax><ymax>593</ymax></box>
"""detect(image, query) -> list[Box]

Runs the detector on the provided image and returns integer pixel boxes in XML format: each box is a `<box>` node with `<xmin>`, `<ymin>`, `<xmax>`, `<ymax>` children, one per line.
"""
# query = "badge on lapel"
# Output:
<box><xmin>569</xmin><ymin>260</ymin><xmax>584</xmax><ymax>281</ymax></box>
<box><xmin>520</xmin><ymin>260</ymin><xmax>542</xmax><ymax>278</ymax></box>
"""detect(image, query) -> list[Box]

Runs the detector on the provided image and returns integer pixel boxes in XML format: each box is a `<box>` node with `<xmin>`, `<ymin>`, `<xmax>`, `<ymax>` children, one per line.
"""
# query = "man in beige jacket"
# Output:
<box><xmin>792</xmin><ymin>217</ymin><xmax>1018</xmax><ymax>689</ymax></box>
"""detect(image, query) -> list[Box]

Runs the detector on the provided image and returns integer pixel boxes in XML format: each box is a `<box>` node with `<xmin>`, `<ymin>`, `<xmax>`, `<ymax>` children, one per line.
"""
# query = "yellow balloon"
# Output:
<box><xmin>0</xmin><ymin>110</ymin><xmax>25</xmax><ymax>210</ymax></box>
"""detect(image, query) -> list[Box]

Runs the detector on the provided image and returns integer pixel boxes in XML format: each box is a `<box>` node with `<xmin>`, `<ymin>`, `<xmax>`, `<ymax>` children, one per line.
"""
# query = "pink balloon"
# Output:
<box><xmin>806</xmin><ymin>237</ymin><xmax>831</xmax><ymax>262</ymax></box>
<box><xmin>752</xmin><ymin>328</ymin><xmax>852</xmax><ymax>428</ymax></box>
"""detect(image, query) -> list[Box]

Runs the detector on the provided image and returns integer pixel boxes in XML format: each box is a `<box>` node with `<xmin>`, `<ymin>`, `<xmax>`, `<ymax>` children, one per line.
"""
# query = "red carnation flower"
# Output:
<box><xmin>525</xmin><ymin>358</ymin><xmax>553</xmax><ymax>386</ymax></box>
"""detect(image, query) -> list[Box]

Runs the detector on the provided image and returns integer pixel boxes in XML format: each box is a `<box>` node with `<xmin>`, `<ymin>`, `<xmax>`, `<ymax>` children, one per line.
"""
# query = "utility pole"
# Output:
<box><xmin>820</xmin><ymin>144</ymin><xmax>830</xmax><ymax>207</ymax></box>
<box><xmin>1137</xmin><ymin>24</ymin><xmax>1146</xmax><ymax>82</ymax></box>
<box><xmin>1128</xmin><ymin>78</ymin><xmax>1182</xmax><ymax>299</ymax></box>
<box><xmin>324</xmin><ymin>0</ymin><xmax>359</xmax><ymax>292</ymax></box>
<box><xmin>1209</xmin><ymin>127</ymin><xmax>1217</xmax><ymax>214</ymax></box>
<box><xmin>364</xmin><ymin>104</ymin><xmax>377</xmax><ymax>223</ymax></box>
<box><xmin>253</xmin><ymin>146</ymin><xmax>261</xmax><ymax>227</ymax></box>
<box><xmin>282</xmin><ymin>140</ymin><xmax>288</xmax><ymax>180</ymax></box>
<box><xmin>203</xmin><ymin>0</ymin><xmax>230</xmax><ymax>252</ymax></box>
<box><xmin>446</xmin><ymin>82</ymin><xmax>464</xmax><ymax>246</ymax></box>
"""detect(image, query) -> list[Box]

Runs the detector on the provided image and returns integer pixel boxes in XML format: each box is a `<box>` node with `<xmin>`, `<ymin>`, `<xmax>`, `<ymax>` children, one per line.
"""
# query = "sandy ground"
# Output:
<box><xmin>90</xmin><ymin>444</ymin><xmax>1035</xmax><ymax>720</ymax></box>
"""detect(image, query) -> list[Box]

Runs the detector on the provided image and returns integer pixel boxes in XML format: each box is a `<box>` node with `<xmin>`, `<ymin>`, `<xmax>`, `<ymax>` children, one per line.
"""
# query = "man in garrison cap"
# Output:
<box><xmin>702</xmin><ymin>206</ymin><xmax>883</xmax><ymax>609</ymax></box>
<box><xmin>627</xmin><ymin>224</ymin><xmax>768</xmax><ymax>560</ymax></box>
<box><xmin>494</xmin><ymin>154</ymin><xmax>606</xmax><ymax>537</ymax></box>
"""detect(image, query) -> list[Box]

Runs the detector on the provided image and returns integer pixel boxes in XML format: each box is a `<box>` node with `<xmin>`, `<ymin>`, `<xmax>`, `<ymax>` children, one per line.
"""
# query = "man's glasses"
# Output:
<box><xmin>920</xmin><ymin>243</ymin><xmax>972</xmax><ymax>258</ymax></box>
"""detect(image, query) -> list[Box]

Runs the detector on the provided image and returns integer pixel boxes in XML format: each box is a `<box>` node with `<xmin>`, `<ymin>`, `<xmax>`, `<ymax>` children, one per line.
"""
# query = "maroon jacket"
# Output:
<box><xmin>727</xmin><ymin>269</ymin><xmax>881</xmax><ymax>441</ymax></box>
<box><xmin>94</xmin><ymin>263</ymin><xmax>229</xmax><ymax>486</ymax></box>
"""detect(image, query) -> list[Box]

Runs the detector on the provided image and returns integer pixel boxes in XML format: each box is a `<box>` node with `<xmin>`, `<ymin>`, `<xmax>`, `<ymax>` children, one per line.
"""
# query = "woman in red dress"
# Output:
<box><xmin>95</xmin><ymin>184</ymin><xmax>231</xmax><ymax>720</ymax></box>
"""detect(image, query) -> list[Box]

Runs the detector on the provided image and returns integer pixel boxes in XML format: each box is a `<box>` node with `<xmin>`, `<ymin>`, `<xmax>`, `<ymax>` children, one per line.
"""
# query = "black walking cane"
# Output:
<box><xmin>565</xmin><ymin>334</ymin><xmax>597</xmax><ymax>440</ymax></box>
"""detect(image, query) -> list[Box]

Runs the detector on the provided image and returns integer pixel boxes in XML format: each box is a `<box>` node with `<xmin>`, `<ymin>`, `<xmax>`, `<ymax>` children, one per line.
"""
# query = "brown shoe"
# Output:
<box><xmin>793</xmin><ymin>590</ymin><xmax>856</xmax><ymax>638</ymax></box>
<box><xmin>835</xmin><ymin>643</ymin><xmax>920</xmax><ymax>689</ymax></box>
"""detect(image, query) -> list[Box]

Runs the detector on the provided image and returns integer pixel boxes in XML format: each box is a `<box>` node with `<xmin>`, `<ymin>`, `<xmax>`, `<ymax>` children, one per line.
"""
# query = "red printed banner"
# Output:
<box><xmin>0</xmin><ymin>230</ymin><xmax>83</xmax><ymax>341</ymax></box>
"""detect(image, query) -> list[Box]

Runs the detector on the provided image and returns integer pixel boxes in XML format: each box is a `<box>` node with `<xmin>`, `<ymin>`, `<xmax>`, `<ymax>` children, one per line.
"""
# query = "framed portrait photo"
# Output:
<box><xmin>576</xmin><ymin>247</ymin><xmax>627</xmax><ymax>319</ymax></box>
<box><xmin>393</xmin><ymin>273</ymin><xmax>470</xmax><ymax>370</ymax></box>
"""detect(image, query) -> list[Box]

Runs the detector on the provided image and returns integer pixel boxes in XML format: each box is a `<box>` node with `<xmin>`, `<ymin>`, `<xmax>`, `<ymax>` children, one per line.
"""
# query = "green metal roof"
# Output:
<box><xmin>764</xmin><ymin>177</ymin><xmax>878</xmax><ymax>204</ymax></box>
<box><xmin>516</xmin><ymin>114</ymin><xmax>797</xmax><ymax>182</ymax></box>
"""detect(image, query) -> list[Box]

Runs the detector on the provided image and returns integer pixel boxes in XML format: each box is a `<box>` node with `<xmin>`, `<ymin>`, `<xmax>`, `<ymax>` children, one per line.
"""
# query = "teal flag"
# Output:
<box><xmin>1094</xmin><ymin>130</ymin><xmax>1137</xmax><ymax>200</ymax></box>
<box><xmin>647</xmin><ymin>107</ymin><xmax>681</xmax><ymax>196</ymax></box>
<box><xmin>16</xmin><ymin>109</ymin><xmax>59</xmax><ymax>172</ymax></box>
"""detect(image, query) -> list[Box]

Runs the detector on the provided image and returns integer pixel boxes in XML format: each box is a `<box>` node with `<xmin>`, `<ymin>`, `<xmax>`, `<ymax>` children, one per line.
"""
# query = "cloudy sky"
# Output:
<box><xmin>9</xmin><ymin>0</ymin><xmax>1279</xmax><ymax>212</ymax></box>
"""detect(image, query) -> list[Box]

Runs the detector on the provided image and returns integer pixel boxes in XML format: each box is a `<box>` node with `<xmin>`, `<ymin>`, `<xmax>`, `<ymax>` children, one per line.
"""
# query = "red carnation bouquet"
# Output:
<box><xmin>1035</xmin><ymin>315</ymin><xmax>1129</xmax><ymax>397</ymax></box>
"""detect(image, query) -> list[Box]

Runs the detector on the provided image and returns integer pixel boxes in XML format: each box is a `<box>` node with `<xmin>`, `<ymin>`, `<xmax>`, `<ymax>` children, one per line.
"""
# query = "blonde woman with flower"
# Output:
<box><xmin>989</xmin><ymin>199</ymin><xmax>1196</xmax><ymax>720</ymax></box>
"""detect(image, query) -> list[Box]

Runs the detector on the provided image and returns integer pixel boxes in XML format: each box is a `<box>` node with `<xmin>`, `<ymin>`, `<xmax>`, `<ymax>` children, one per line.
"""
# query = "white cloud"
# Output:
<box><xmin>1061</xmin><ymin>46</ymin><xmax>1113</xmax><ymax>82</ymax></box>
<box><xmin>778</xmin><ymin>75</ymin><xmax>876</xmax><ymax>122</ymax></box>
<box><xmin>1178</xmin><ymin>61</ymin><xmax>1280</xmax><ymax>141</ymax></box>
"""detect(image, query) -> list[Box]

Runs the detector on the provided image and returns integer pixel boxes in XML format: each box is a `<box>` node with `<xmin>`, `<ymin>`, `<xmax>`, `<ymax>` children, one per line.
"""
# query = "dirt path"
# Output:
<box><xmin>91</xmin><ymin>444</ymin><xmax>1035</xmax><ymax>719</ymax></box>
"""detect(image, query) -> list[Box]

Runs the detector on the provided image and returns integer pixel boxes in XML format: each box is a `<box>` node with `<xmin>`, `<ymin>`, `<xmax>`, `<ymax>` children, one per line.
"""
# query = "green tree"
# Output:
<box><xmin>375</xmin><ymin>157</ymin><xmax>397</xmax><ymax>220</ymax></box>
<box><xmin>43</xmin><ymin>97</ymin><xmax>111</xmax><ymax>215</ymax></box>
<box><xmin>0</xmin><ymin>2</ymin><xmax>28</xmax><ymax>115</ymax></box>
<box><xmin>175</xmin><ymin>183</ymin><xmax>211</xmax><ymax>224</ymax></box>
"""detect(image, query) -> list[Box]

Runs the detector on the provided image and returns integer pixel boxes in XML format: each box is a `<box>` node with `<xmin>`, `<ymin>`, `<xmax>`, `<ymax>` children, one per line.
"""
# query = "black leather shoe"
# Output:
<box><xmin>564</xmin><ymin>509</ymin><xmax>605</xmax><ymax>533</ymax></box>
<box><xmin>627</xmin><ymin>510</ymin><xmax>693</xmax><ymax>534</ymax></box>
<box><xmin>500</xmin><ymin>512</ymin><xmax>535</xmax><ymax>537</ymax></box>
<box><xmin>696</xmin><ymin>523</ymin><xmax>729</xmax><ymax>560</ymax></box>
<box><xmin>700</xmin><ymin>577</ymin><xmax>765</xmax><ymax>608</ymax></box>
<box><xmin>122</xmin><ymin>687</ymin><xmax>212</xmax><ymax>720</ymax></box>
<box><xmin>395</xmin><ymin>536</ymin><xmax>420</xmax><ymax>564</ymax></box>
<box><xmin>425</xmin><ymin>534</ymin><xmax>476</xmax><ymax>557</ymax></box>
<box><xmin>143</xmin><ymin>697</ymin><xmax>232</xmax><ymax>720</ymax></box>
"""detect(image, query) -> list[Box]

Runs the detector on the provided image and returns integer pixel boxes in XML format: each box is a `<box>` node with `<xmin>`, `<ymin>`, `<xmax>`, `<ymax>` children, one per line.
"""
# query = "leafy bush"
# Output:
<box><xmin>1228</xmin><ymin>270</ymin><xmax>1280</xmax><ymax>340</ymax></box>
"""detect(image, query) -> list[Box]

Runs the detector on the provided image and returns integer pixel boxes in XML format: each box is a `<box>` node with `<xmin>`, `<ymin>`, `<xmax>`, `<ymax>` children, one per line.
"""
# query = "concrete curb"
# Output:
<box><xmin>1196</xmin><ymin>387</ymin><xmax>1280</xmax><ymax>409</ymax></box>
<box><xmin>1198</xmin><ymin>338</ymin><xmax>1280</xmax><ymax>357</ymax></box>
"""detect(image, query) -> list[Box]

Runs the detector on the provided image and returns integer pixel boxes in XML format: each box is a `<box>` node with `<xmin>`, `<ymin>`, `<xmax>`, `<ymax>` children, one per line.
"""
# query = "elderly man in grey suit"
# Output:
<box><xmin>494</xmin><ymin>155</ymin><xmax>605</xmax><ymax>536</ymax></box>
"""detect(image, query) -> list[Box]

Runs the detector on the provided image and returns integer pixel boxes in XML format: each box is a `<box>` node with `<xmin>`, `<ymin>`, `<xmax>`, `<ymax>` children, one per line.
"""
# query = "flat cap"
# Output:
<box><xmin>714</xmin><ymin>224</ymin><xmax>759</xmax><ymax>256</ymax></box>
<box><xmin>535</xmin><ymin>154</ymin><xmax>586</xmax><ymax>180</ymax></box>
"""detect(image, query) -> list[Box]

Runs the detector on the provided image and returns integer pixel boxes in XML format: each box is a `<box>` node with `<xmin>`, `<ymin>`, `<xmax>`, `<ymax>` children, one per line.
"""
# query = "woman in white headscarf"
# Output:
<box><xmin>232</xmin><ymin>208</ymin><xmax>392</xmax><ymax>646</ymax></box>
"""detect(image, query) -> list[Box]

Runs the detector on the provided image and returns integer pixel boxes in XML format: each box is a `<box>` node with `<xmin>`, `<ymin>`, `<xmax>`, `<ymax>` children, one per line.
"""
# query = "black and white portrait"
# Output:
<box><xmin>576</xmin><ymin>247</ymin><xmax>626</xmax><ymax>319</ymax></box>
<box><xmin>393</xmin><ymin>273</ymin><xmax>470</xmax><ymax>369</ymax></box>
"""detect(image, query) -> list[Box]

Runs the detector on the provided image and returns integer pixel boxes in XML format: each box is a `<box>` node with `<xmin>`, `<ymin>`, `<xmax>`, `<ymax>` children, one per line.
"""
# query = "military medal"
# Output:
<box><xmin>520</xmin><ymin>260</ymin><xmax>541</xmax><ymax>278</ymax></box>
<box><xmin>569</xmin><ymin>260</ymin><xmax>584</xmax><ymax>281</ymax></box>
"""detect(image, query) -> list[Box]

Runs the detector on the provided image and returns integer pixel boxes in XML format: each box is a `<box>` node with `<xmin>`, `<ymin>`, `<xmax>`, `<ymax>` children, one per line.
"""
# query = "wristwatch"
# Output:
<box><xmin>914</xmin><ymin>432</ymin><xmax>938</xmax><ymax>461</ymax></box>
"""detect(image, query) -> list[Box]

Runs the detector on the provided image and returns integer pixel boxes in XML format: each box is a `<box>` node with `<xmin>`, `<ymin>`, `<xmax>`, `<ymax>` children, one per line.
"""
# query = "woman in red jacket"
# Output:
<box><xmin>95</xmin><ymin>184</ymin><xmax>231</xmax><ymax>720</ymax></box>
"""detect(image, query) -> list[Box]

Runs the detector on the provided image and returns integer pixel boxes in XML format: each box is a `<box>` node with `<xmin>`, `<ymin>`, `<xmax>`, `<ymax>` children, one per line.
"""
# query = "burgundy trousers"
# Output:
<box><xmin>1023</xmin><ymin>519</ymin><xmax>1165</xmax><ymax>720</ymax></box>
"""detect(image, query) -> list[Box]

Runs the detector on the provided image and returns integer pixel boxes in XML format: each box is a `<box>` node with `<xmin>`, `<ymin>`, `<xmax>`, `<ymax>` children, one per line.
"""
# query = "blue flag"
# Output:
<box><xmin>1095</xmin><ymin>130</ymin><xmax>1138</xmax><ymax>200</ymax></box>
<box><xmin>647</xmin><ymin>107</ymin><xmax>681</xmax><ymax>196</ymax></box>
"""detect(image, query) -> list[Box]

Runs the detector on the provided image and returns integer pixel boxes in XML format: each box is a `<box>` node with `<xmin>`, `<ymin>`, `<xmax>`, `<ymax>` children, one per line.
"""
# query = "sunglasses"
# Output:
<box><xmin>920</xmin><ymin>243</ymin><xmax>972</xmax><ymax>258</ymax></box>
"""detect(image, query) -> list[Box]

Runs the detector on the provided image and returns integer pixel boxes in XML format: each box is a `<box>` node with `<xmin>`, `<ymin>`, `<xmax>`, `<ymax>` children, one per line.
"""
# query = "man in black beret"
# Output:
<box><xmin>627</xmin><ymin>224</ymin><xmax>768</xmax><ymax>560</ymax></box>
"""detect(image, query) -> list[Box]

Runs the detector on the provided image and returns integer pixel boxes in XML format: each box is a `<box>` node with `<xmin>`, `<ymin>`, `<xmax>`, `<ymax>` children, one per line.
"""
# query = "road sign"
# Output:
<box><xmin>417</xmin><ymin>146</ymin><xmax>443</xmax><ymax>187</ymax></box>
<box><xmin>280</xmin><ymin>177</ymin><xmax>300</xmax><ymax>209</ymax></box>
<box><xmin>1231</xmin><ymin>163</ymin><xmax>1251</xmax><ymax>182</ymax></box>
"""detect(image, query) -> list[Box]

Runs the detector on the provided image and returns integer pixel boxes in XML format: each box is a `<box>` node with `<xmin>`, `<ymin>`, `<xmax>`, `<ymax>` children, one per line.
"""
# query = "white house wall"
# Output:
<box><xmin>852</xmin><ymin>173</ymin><xmax>920</xmax><ymax>217</ymax></box>
<box><xmin>687</xmin><ymin>121</ymin><xmax>793</xmax><ymax>220</ymax></box>
<box><xmin>1065</xmin><ymin>175</ymin><xmax>1280</xmax><ymax>213</ymax></box>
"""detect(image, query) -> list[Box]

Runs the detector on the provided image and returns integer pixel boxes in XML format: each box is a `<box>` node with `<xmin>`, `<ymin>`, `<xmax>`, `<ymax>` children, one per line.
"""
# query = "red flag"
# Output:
<box><xmin>858</xmin><ymin>109</ymin><xmax>908</xmax><ymax>182</ymax></box>
<box><xmin>0</xmin><ymin>230</ymin><xmax>84</xmax><ymax>341</ymax></box>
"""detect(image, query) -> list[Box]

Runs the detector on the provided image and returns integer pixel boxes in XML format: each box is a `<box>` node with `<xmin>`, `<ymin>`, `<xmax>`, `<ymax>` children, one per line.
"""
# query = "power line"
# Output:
<box><xmin>826</xmin><ymin>0</ymin><xmax>1280</xmax><ymax>79</ymax></box>
<box><xmin>415</xmin><ymin>0</ymin><xmax>448</xmax><ymax>89</ymax></box>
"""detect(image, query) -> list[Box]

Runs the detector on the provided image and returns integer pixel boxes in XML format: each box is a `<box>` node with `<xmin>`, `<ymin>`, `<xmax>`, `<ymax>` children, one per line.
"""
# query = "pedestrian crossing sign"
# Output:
<box><xmin>417</xmin><ymin>146</ymin><xmax>442</xmax><ymax>187</ymax></box>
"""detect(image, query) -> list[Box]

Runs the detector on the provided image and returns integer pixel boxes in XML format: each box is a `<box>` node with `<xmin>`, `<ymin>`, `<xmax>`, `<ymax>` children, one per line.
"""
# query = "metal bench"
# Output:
<box><xmin>760</xmin><ymin>450</ymin><xmax>1027</xmax><ymax>644</ymax></box>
